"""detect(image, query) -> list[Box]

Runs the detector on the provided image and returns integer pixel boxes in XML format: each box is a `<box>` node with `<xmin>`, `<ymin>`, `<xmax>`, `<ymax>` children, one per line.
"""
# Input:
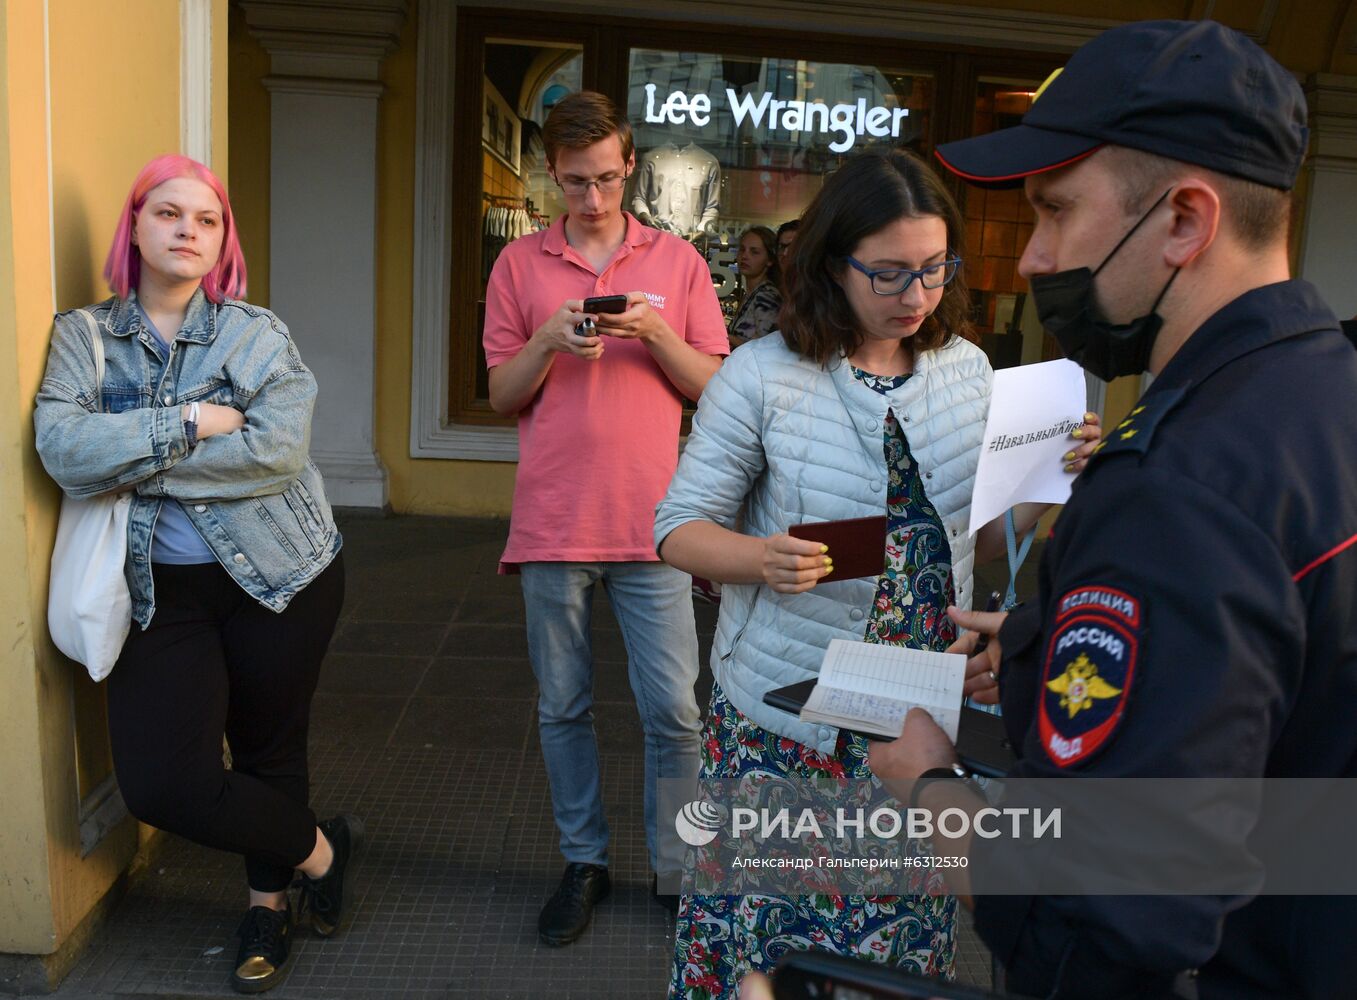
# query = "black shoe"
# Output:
<box><xmin>300</xmin><ymin>814</ymin><xmax>365</xmax><ymax>937</ymax></box>
<box><xmin>651</xmin><ymin>874</ymin><xmax>681</xmax><ymax>915</ymax></box>
<box><xmin>231</xmin><ymin>903</ymin><xmax>292</xmax><ymax>994</ymax></box>
<box><xmin>538</xmin><ymin>863</ymin><xmax>611</xmax><ymax>947</ymax></box>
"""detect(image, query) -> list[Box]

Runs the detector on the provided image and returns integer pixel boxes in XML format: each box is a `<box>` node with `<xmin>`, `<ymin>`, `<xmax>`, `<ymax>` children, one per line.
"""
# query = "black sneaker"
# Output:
<box><xmin>231</xmin><ymin>903</ymin><xmax>292</xmax><ymax>994</ymax></box>
<box><xmin>300</xmin><ymin>814</ymin><xmax>365</xmax><ymax>937</ymax></box>
<box><xmin>538</xmin><ymin>863</ymin><xmax>611</xmax><ymax>947</ymax></box>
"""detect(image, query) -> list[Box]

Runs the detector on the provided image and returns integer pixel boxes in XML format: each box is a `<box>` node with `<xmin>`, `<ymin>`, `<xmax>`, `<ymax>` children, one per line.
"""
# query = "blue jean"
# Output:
<box><xmin>520</xmin><ymin>561</ymin><xmax>702</xmax><ymax>870</ymax></box>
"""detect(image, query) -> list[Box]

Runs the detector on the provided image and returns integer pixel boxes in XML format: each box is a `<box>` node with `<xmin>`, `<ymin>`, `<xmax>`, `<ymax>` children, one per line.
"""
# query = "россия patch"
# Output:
<box><xmin>1039</xmin><ymin>586</ymin><xmax>1141</xmax><ymax>768</ymax></box>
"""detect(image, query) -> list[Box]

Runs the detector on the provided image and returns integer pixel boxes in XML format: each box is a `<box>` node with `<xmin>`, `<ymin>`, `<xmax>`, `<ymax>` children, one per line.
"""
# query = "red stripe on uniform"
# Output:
<box><xmin>1293</xmin><ymin>532</ymin><xmax>1357</xmax><ymax>583</ymax></box>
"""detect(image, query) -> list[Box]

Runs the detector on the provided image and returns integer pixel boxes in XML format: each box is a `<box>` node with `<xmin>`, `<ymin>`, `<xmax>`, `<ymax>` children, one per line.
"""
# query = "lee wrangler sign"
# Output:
<box><xmin>643</xmin><ymin>83</ymin><xmax>912</xmax><ymax>153</ymax></box>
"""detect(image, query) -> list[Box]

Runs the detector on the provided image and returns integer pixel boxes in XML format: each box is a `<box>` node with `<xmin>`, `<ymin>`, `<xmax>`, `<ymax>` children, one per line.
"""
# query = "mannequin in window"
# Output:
<box><xmin>727</xmin><ymin>226</ymin><xmax>781</xmax><ymax>348</ymax></box>
<box><xmin>630</xmin><ymin>141</ymin><xmax>721</xmax><ymax>238</ymax></box>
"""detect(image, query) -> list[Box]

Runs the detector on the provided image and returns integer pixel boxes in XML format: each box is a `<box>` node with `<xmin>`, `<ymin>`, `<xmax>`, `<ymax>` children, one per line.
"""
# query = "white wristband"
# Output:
<box><xmin>185</xmin><ymin>400</ymin><xmax>201</xmax><ymax>448</ymax></box>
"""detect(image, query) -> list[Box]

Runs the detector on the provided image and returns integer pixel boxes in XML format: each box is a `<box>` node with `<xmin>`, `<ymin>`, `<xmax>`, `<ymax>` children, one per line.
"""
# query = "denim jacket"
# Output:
<box><xmin>35</xmin><ymin>289</ymin><xmax>342</xmax><ymax>628</ymax></box>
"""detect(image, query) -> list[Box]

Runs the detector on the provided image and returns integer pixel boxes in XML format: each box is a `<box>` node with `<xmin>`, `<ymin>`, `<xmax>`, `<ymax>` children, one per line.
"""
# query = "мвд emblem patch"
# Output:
<box><xmin>1046</xmin><ymin>653</ymin><xmax>1122</xmax><ymax>719</ymax></box>
<box><xmin>1038</xmin><ymin>587</ymin><xmax>1141</xmax><ymax>768</ymax></box>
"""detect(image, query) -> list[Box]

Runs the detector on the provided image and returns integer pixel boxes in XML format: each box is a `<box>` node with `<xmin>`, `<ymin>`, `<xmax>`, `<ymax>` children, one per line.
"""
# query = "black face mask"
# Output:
<box><xmin>1030</xmin><ymin>188</ymin><xmax>1179</xmax><ymax>381</ymax></box>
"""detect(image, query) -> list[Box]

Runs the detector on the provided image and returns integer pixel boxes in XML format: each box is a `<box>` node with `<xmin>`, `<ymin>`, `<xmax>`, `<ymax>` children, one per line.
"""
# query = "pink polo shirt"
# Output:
<box><xmin>484</xmin><ymin>213</ymin><xmax>729</xmax><ymax>569</ymax></box>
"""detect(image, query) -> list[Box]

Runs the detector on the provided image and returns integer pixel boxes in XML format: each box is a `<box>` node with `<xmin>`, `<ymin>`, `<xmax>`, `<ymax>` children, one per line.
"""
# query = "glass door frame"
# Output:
<box><xmin>449</xmin><ymin>10</ymin><xmax>602</xmax><ymax>424</ymax></box>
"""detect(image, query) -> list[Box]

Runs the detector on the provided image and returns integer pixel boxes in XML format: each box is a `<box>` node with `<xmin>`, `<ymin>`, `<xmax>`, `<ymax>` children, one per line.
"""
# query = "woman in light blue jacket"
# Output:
<box><xmin>35</xmin><ymin>155</ymin><xmax>360</xmax><ymax>995</ymax></box>
<box><xmin>656</xmin><ymin>150</ymin><xmax>1100</xmax><ymax>997</ymax></box>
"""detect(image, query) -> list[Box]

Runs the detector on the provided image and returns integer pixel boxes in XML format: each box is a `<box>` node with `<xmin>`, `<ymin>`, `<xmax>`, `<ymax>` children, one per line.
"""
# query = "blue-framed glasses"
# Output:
<box><xmin>843</xmin><ymin>255</ymin><xmax>962</xmax><ymax>295</ymax></box>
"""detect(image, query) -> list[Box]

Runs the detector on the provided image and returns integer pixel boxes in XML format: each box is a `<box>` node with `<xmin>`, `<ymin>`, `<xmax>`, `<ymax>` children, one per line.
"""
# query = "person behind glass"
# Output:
<box><xmin>728</xmin><ymin>225</ymin><xmax>782</xmax><ymax>348</ymax></box>
<box><xmin>654</xmin><ymin>149</ymin><xmax>1099</xmax><ymax>997</ymax></box>
<box><xmin>776</xmin><ymin>218</ymin><xmax>799</xmax><ymax>266</ymax></box>
<box><xmin>34</xmin><ymin>155</ymin><xmax>360</xmax><ymax>995</ymax></box>
<box><xmin>482</xmin><ymin>91</ymin><xmax>728</xmax><ymax>947</ymax></box>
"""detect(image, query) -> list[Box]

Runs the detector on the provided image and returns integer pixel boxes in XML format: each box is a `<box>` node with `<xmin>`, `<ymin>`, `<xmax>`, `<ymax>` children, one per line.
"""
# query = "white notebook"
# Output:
<box><xmin>800</xmin><ymin>639</ymin><xmax>966</xmax><ymax>741</ymax></box>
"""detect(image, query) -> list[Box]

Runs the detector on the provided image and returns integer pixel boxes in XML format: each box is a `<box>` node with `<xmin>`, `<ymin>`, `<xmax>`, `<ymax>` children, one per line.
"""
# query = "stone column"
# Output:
<box><xmin>1299</xmin><ymin>74</ymin><xmax>1357</xmax><ymax>320</ymax></box>
<box><xmin>241</xmin><ymin>0</ymin><xmax>408</xmax><ymax>508</ymax></box>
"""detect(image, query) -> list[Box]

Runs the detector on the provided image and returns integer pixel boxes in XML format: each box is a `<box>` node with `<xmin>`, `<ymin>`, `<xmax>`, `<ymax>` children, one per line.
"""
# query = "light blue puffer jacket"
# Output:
<box><xmin>654</xmin><ymin>333</ymin><xmax>992</xmax><ymax>753</ymax></box>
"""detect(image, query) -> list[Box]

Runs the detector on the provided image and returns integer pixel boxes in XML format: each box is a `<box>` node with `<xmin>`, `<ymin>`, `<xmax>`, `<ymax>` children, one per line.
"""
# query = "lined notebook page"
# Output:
<box><xmin>801</xmin><ymin>639</ymin><xmax>965</xmax><ymax>740</ymax></box>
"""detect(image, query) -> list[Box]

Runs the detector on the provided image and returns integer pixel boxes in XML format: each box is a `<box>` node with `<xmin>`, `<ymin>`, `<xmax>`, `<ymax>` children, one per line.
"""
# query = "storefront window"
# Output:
<box><xmin>475</xmin><ymin>40</ymin><xmax>583</xmax><ymax>400</ymax></box>
<box><xmin>967</xmin><ymin>77</ymin><xmax>1063</xmax><ymax>369</ymax></box>
<box><xmin>448</xmin><ymin>11</ymin><xmax>1059</xmax><ymax>428</ymax></box>
<box><xmin>627</xmin><ymin>48</ymin><xmax>933</xmax><ymax>322</ymax></box>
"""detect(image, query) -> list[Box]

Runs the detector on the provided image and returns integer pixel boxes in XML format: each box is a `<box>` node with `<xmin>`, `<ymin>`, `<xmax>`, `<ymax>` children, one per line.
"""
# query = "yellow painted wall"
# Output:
<box><xmin>213</xmin><ymin>0</ymin><xmax>230</xmax><ymax>177</ymax></box>
<box><xmin>228</xmin><ymin>2</ymin><xmax>270</xmax><ymax>307</ymax></box>
<box><xmin>373</xmin><ymin>5</ymin><xmax>517</xmax><ymax>516</ymax></box>
<box><xmin>1</xmin><ymin>0</ymin><xmax>231</xmax><ymax>964</ymax></box>
<box><xmin>0</xmin><ymin>0</ymin><xmax>59</xmax><ymax>957</ymax></box>
<box><xmin>226</xmin><ymin>0</ymin><xmax>1350</xmax><ymax>518</ymax></box>
<box><xmin>50</xmin><ymin>3</ymin><xmax>179</xmax><ymax>308</ymax></box>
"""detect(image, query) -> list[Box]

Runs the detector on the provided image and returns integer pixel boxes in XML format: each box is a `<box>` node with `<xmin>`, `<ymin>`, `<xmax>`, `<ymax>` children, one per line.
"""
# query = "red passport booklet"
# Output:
<box><xmin>788</xmin><ymin>515</ymin><xmax>887</xmax><ymax>583</ymax></box>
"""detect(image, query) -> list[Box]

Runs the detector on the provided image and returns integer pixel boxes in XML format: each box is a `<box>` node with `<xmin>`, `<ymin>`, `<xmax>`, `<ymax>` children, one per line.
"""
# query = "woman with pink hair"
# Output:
<box><xmin>35</xmin><ymin>155</ymin><xmax>359</xmax><ymax>994</ymax></box>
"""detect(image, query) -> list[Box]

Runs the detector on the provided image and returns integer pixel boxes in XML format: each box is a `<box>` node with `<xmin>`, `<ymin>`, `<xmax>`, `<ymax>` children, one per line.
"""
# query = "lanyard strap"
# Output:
<box><xmin>1004</xmin><ymin>508</ymin><xmax>1037</xmax><ymax>610</ymax></box>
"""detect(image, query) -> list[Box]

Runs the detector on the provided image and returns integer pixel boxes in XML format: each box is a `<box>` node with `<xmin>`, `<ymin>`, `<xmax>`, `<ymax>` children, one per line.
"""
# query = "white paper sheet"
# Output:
<box><xmin>800</xmin><ymin>639</ymin><xmax>964</xmax><ymax>741</ymax></box>
<box><xmin>968</xmin><ymin>359</ymin><xmax>1088</xmax><ymax>536</ymax></box>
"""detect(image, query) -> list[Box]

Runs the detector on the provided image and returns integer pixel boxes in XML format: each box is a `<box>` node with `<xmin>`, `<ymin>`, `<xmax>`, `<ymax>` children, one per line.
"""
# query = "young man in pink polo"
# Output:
<box><xmin>483</xmin><ymin>91</ymin><xmax>728</xmax><ymax>947</ymax></box>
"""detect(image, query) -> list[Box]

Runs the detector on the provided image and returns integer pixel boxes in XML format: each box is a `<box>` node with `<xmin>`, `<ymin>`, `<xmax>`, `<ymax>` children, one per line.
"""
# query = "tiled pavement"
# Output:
<box><xmin>51</xmin><ymin>514</ymin><xmax>1019</xmax><ymax>1000</ymax></box>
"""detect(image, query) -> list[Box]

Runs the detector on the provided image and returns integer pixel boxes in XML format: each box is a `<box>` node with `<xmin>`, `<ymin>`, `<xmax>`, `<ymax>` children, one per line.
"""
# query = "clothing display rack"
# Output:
<box><xmin>482</xmin><ymin>193</ymin><xmax>549</xmax><ymax>279</ymax></box>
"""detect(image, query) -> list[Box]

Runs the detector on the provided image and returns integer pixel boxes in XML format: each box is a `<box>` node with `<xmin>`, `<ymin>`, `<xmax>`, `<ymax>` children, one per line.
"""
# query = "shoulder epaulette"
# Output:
<box><xmin>1089</xmin><ymin>384</ymin><xmax>1188</xmax><ymax>463</ymax></box>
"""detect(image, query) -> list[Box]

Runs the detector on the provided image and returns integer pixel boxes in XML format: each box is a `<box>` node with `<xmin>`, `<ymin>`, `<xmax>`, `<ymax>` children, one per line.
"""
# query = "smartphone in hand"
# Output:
<box><xmin>578</xmin><ymin>294</ymin><xmax>629</xmax><ymax>337</ymax></box>
<box><xmin>582</xmin><ymin>294</ymin><xmax>629</xmax><ymax>315</ymax></box>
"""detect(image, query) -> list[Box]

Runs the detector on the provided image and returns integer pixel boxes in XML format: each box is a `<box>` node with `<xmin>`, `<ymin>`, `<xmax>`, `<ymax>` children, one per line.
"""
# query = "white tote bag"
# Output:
<box><xmin>47</xmin><ymin>309</ymin><xmax>133</xmax><ymax>681</ymax></box>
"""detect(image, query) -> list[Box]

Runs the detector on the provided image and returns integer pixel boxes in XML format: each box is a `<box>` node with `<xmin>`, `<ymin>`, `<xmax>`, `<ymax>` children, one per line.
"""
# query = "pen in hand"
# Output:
<box><xmin>971</xmin><ymin>590</ymin><xmax>1002</xmax><ymax>658</ymax></box>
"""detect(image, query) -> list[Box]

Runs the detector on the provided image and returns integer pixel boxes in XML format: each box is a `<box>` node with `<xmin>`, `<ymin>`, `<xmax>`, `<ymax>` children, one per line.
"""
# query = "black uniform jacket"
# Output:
<box><xmin>972</xmin><ymin>281</ymin><xmax>1357</xmax><ymax>999</ymax></box>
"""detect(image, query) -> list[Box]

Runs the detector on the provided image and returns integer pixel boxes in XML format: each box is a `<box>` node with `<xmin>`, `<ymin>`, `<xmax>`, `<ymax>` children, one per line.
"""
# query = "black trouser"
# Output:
<box><xmin>107</xmin><ymin>553</ymin><xmax>344</xmax><ymax>892</ymax></box>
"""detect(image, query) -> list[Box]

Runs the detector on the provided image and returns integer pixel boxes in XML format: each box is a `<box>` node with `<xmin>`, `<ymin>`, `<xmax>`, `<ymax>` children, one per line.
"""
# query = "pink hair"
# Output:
<box><xmin>103</xmin><ymin>154</ymin><xmax>247</xmax><ymax>303</ymax></box>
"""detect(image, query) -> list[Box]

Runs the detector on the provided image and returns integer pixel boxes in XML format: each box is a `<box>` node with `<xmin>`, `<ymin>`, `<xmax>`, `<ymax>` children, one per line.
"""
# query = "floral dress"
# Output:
<box><xmin>668</xmin><ymin>367</ymin><xmax>960</xmax><ymax>1000</ymax></box>
<box><xmin>728</xmin><ymin>282</ymin><xmax>782</xmax><ymax>345</ymax></box>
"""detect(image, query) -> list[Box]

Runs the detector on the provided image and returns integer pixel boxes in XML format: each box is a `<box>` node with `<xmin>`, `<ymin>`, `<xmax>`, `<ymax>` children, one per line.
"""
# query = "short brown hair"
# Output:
<box><xmin>780</xmin><ymin>149</ymin><xmax>973</xmax><ymax>365</ymax></box>
<box><xmin>1101</xmin><ymin>145</ymin><xmax>1291</xmax><ymax>251</ymax></box>
<box><xmin>542</xmin><ymin>91</ymin><xmax>634</xmax><ymax>168</ymax></box>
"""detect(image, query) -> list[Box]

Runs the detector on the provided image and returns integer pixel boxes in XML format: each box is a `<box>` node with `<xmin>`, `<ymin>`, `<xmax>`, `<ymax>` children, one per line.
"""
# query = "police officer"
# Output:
<box><xmin>868</xmin><ymin>19</ymin><xmax>1357</xmax><ymax>999</ymax></box>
